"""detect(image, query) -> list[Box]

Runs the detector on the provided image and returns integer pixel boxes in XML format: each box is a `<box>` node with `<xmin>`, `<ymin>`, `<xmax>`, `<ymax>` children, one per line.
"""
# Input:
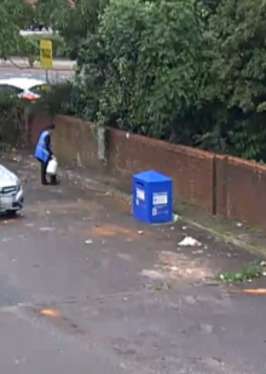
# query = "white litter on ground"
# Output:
<box><xmin>172</xmin><ymin>214</ymin><xmax>179</xmax><ymax>223</ymax></box>
<box><xmin>178</xmin><ymin>236</ymin><xmax>202</xmax><ymax>247</ymax></box>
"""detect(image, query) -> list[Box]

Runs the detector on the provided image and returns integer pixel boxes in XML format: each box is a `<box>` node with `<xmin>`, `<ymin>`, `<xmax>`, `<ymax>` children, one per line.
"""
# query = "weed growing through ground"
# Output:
<box><xmin>215</xmin><ymin>261</ymin><xmax>265</xmax><ymax>283</ymax></box>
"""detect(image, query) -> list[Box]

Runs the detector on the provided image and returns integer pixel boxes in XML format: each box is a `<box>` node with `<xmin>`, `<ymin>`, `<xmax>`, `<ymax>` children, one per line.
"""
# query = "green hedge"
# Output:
<box><xmin>19</xmin><ymin>33</ymin><xmax>70</xmax><ymax>59</ymax></box>
<box><xmin>0</xmin><ymin>92</ymin><xmax>24</xmax><ymax>148</ymax></box>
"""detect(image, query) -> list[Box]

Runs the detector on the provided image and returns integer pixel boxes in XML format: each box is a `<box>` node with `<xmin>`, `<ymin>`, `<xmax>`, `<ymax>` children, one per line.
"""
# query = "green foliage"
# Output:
<box><xmin>17</xmin><ymin>34</ymin><xmax>70</xmax><ymax>60</ymax></box>
<box><xmin>63</xmin><ymin>0</ymin><xmax>266</xmax><ymax>161</ymax></box>
<box><xmin>28</xmin><ymin>0</ymin><xmax>266</xmax><ymax>161</ymax></box>
<box><xmin>34</xmin><ymin>0</ymin><xmax>110</xmax><ymax>60</ymax></box>
<box><xmin>0</xmin><ymin>92</ymin><xmax>25</xmax><ymax>148</ymax></box>
<box><xmin>3</xmin><ymin>0</ymin><xmax>266</xmax><ymax>161</ymax></box>
<box><xmin>33</xmin><ymin>0</ymin><xmax>68</xmax><ymax>31</ymax></box>
<box><xmin>215</xmin><ymin>261</ymin><xmax>265</xmax><ymax>283</ymax></box>
<box><xmin>28</xmin><ymin>81</ymin><xmax>80</xmax><ymax>118</ymax></box>
<box><xmin>76</xmin><ymin>0</ymin><xmax>202</xmax><ymax>139</ymax></box>
<box><xmin>0</xmin><ymin>0</ymin><xmax>70</xmax><ymax>61</ymax></box>
<box><xmin>0</xmin><ymin>0</ymin><xmax>34</xmax><ymax>59</ymax></box>
<box><xmin>197</xmin><ymin>0</ymin><xmax>266</xmax><ymax>160</ymax></box>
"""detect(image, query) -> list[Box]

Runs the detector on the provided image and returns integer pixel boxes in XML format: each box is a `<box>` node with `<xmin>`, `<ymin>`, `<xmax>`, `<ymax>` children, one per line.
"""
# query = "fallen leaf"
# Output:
<box><xmin>230</xmin><ymin>288</ymin><xmax>266</xmax><ymax>295</ymax></box>
<box><xmin>243</xmin><ymin>289</ymin><xmax>266</xmax><ymax>295</ymax></box>
<box><xmin>41</xmin><ymin>309</ymin><xmax>59</xmax><ymax>317</ymax></box>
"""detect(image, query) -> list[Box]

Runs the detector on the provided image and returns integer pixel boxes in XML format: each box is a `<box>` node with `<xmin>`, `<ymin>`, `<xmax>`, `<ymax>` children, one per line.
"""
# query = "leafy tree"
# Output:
<box><xmin>33</xmin><ymin>0</ymin><xmax>68</xmax><ymax>30</ymax></box>
<box><xmin>76</xmin><ymin>0</ymin><xmax>202</xmax><ymax>141</ymax></box>
<box><xmin>34</xmin><ymin>0</ymin><xmax>109</xmax><ymax>60</ymax></box>
<box><xmin>0</xmin><ymin>91</ymin><xmax>25</xmax><ymax>148</ymax></box>
<box><xmin>198</xmin><ymin>0</ymin><xmax>266</xmax><ymax>160</ymax></box>
<box><xmin>0</xmin><ymin>0</ymin><xmax>34</xmax><ymax>59</ymax></box>
<box><xmin>18</xmin><ymin>0</ymin><xmax>266</xmax><ymax>161</ymax></box>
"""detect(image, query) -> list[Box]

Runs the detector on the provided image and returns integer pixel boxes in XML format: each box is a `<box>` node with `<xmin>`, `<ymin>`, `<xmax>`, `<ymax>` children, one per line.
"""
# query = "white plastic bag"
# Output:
<box><xmin>178</xmin><ymin>236</ymin><xmax>201</xmax><ymax>247</ymax></box>
<box><xmin>47</xmin><ymin>158</ymin><xmax>58</xmax><ymax>175</ymax></box>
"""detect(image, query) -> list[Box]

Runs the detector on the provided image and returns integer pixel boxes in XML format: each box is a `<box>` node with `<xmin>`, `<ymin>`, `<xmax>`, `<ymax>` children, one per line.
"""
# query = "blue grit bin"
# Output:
<box><xmin>132</xmin><ymin>170</ymin><xmax>172</xmax><ymax>224</ymax></box>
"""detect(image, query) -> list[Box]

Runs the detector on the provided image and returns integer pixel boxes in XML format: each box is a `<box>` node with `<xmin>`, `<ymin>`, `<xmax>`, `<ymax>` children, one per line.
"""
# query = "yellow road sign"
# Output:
<box><xmin>40</xmin><ymin>40</ymin><xmax>53</xmax><ymax>69</ymax></box>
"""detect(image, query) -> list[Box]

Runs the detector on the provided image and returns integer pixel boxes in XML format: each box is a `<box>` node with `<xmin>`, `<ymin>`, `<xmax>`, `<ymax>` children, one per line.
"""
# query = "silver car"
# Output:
<box><xmin>0</xmin><ymin>165</ymin><xmax>24</xmax><ymax>215</ymax></box>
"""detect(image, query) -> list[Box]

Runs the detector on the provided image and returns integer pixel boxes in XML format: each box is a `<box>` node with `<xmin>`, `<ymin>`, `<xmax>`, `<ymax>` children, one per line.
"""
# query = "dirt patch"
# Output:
<box><xmin>141</xmin><ymin>250</ymin><xmax>213</xmax><ymax>285</ymax></box>
<box><xmin>92</xmin><ymin>224</ymin><xmax>149</xmax><ymax>239</ymax></box>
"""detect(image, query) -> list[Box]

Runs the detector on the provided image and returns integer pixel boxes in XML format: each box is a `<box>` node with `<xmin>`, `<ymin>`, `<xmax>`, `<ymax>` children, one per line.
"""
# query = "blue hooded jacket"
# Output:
<box><xmin>34</xmin><ymin>130</ymin><xmax>51</xmax><ymax>163</ymax></box>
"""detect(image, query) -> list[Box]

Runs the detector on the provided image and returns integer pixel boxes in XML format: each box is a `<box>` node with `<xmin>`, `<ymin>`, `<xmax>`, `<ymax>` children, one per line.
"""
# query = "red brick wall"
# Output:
<box><xmin>215</xmin><ymin>155</ymin><xmax>228</xmax><ymax>217</ymax></box>
<box><xmin>106</xmin><ymin>129</ymin><xmax>215</xmax><ymax>213</ymax></box>
<box><xmin>28</xmin><ymin>115</ymin><xmax>266</xmax><ymax>228</ymax></box>
<box><xmin>52</xmin><ymin>116</ymin><xmax>99</xmax><ymax>169</ymax></box>
<box><xmin>216</xmin><ymin>156</ymin><xmax>266</xmax><ymax>228</ymax></box>
<box><xmin>29</xmin><ymin>112</ymin><xmax>51</xmax><ymax>147</ymax></box>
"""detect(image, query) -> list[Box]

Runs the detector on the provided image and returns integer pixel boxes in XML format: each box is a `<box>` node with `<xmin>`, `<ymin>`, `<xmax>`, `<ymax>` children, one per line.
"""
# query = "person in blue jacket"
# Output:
<box><xmin>35</xmin><ymin>124</ymin><xmax>57</xmax><ymax>185</ymax></box>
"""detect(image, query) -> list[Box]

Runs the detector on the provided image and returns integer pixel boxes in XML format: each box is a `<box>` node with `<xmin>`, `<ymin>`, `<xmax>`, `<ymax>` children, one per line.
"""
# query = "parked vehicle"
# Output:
<box><xmin>0</xmin><ymin>78</ymin><xmax>48</xmax><ymax>100</ymax></box>
<box><xmin>0</xmin><ymin>165</ymin><xmax>24</xmax><ymax>215</ymax></box>
<box><xmin>28</xmin><ymin>24</ymin><xmax>45</xmax><ymax>32</ymax></box>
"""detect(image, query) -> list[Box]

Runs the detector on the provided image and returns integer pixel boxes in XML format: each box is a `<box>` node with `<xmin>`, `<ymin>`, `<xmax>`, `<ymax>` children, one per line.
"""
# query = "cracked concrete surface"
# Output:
<box><xmin>0</xmin><ymin>157</ymin><xmax>265</xmax><ymax>373</ymax></box>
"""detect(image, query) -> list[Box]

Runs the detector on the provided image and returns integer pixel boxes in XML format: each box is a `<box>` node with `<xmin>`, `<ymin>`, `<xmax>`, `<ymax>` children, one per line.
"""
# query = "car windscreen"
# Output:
<box><xmin>30</xmin><ymin>84</ymin><xmax>50</xmax><ymax>95</ymax></box>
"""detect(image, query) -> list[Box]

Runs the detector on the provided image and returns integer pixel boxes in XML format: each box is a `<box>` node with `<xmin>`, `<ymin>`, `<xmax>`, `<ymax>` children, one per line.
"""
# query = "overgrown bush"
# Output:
<box><xmin>28</xmin><ymin>81</ymin><xmax>80</xmax><ymax>118</ymax></box>
<box><xmin>0</xmin><ymin>92</ymin><xmax>25</xmax><ymax>148</ymax></box>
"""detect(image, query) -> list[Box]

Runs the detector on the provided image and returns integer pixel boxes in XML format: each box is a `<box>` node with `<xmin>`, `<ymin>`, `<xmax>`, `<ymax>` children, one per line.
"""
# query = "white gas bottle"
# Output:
<box><xmin>47</xmin><ymin>158</ymin><xmax>58</xmax><ymax>175</ymax></box>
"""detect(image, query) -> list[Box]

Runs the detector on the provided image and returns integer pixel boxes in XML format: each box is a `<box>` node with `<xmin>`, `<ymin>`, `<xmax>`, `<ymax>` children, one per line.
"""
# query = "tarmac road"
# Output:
<box><xmin>0</xmin><ymin>156</ymin><xmax>266</xmax><ymax>373</ymax></box>
<box><xmin>0</xmin><ymin>67</ymin><xmax>73</xmax><ymax>83</ymax></box>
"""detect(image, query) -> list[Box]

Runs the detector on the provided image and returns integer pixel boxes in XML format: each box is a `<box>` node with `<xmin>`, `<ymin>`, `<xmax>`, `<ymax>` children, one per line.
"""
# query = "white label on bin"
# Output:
<box><xmin>152</xmin><ymin>208</ymin><xmax>157</xmax><ymax>216</ymax></box>
<box><xmin>153</xmin><ymin>192</ymin><xmax>168</xmax><ymax>205</ymax></box>
<box><xmin>136</xmin><ymin>188</ymin><xmax>145</xmax><ymax>201</ymax></box>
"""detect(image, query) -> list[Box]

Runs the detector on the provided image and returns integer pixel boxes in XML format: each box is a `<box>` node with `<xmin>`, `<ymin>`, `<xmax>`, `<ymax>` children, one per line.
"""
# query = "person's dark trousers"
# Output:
<box><xmin>50</xmin><ymin>174</ymin><xmax>57</xmax><ymax>185</ymax></box>
<box><xmin>40</xmin><ymin>160</ymin><xmax>49</xmax><ymax>185</ymax></box>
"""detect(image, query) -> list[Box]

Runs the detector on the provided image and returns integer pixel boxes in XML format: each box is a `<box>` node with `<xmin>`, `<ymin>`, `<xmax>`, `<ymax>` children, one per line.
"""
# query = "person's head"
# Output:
<box><xmin>47</xmin><ymin>124</ymin><xmax>55</xmax><ymax>134</ymax></box>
